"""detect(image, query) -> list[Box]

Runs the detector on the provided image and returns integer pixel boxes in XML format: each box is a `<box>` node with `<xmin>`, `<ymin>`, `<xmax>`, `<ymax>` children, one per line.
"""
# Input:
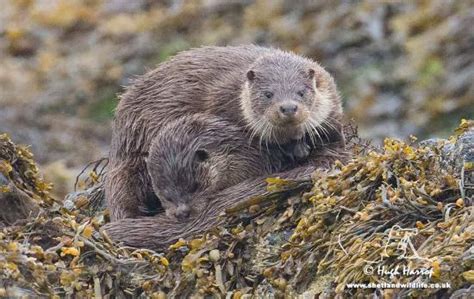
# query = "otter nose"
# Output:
<box><xmin>279</xmin><ymin>104</ymin><xmax>298</xmax><ymax>116</ymax></box>
<box><xmin>175</xmin><ymin>204</ymin><xmax>191</xmax><ymax>219</ymax></box>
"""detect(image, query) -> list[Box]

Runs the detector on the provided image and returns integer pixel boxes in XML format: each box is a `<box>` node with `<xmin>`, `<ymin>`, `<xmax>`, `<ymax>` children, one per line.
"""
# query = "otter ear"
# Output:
<box><xmin>194</xmin><ymin>149</ymin><xmax>209</xmax><ymax>163</ymax></box>
<box><xmin>247</xmin><ymin>70</ymin><xmax>255</xmax><ymax>81</ymax></box>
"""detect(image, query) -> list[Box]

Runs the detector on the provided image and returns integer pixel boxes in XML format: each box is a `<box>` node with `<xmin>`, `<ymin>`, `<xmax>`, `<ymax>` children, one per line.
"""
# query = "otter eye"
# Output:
<box><xmin>264</xmin><ymin>91</ymin><xmax>273</xmax><ymax>99</ymax></box>
<box><xmin>195</xmin><ymin>149</ymin><xmax>209</xmax><ymax>163</ymax></box>
<box><xmin>189</xmin><ymin>182</ymin><xmax>199</xmax><ymax>193</ymax></box>
<box><xmin>297</xmin><ymin>90</ymin><xmax>305</xmax><ymax>97</ymax></box>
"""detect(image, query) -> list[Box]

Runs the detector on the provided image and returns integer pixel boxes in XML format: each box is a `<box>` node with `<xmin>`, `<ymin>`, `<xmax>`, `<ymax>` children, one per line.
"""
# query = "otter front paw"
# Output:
<box><xmin>292</xmin><ymin>141</ymin><xmax>311</xmax><ymax>162</ymax></box>
<box><xmin>270</xmin><ymin>139</ymin><xmax>310</xmax><ymax>165</ymax></box>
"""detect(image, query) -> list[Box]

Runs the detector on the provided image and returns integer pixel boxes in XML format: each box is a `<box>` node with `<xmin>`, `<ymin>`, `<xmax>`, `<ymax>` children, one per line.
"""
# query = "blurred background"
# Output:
<box><xmin>1</xmin><ymin>0</ymin><xmax>473</xmax><ymax>197</ymax></box>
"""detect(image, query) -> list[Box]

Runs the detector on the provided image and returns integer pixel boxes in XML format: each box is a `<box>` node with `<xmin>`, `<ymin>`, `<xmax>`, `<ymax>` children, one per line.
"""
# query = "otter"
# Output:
<box><xmin>145</xmin><ymin>114</ymin><xmax>283</xmax><ymax>219</ymax></box>
<box><xmin>106</xmin><ymin>45</ymin><xmax>344</xmax><ymax>221</ymax></box>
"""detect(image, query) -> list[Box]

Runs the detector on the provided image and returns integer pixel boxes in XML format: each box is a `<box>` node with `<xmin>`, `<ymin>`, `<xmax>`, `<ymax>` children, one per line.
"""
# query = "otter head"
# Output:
<box><xmin>147</xmin><ymin>116</ymin><xmax>264</xmax><ymax>220</ymax></box>
<box><xmin>147</xmin><ymin>134</ymin><xmax>213</xmax><ymax>220</ymax></box>
<box><xmin>151</xmin><ymin>148</ymin><xmax>210</xmax><ymax>220</ymax></box>
<box><xmin>240</xmin><ymin>52</ymin><xmax>339</xmax><ymax>146</ymax></box>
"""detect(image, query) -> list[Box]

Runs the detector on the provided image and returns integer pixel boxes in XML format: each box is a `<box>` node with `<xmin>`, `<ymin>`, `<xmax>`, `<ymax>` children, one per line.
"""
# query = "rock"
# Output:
<box><xmin>420</xmin><ymin>126</ymin><xmax>473</xmax><ymax>202</ymax></box>
<box><xmin>0</xmin><ymin>181</ymin><xmax>40</xmax><ymax>226</ymax></box>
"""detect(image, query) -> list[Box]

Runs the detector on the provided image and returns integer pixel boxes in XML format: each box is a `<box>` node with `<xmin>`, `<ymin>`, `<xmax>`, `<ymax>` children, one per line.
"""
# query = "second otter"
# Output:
<box><xmin>146</xmin><ymin>114</ymin><xmax>284</xmax><ymax>219</ymax></box>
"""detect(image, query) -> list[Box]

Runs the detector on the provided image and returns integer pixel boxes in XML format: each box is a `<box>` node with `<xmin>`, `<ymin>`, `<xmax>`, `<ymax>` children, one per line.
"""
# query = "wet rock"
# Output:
<box><xmin>422</xmin><ymin>127</ymin><xmax>474</xmax><ymax>171</ymax></box>
<box><xmin>0</xmin><ymin>181</ymin><xmax>40</xmax><ymax>226</ymax></box>
<box><xmin>420</xmin><ymin>126</ymin><xmax>474</xmax><ymax>202</ymax></box>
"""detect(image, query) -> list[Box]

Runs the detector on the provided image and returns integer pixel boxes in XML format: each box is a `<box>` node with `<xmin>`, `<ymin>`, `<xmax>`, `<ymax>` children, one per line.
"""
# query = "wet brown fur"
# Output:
<box><xmin>105</xmin><ymin>45</ymin><xmax>344</xmax><ymax>222</ymax></box>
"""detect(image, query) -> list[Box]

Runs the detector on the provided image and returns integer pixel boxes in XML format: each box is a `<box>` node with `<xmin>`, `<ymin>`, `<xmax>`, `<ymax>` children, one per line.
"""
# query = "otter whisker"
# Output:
<box><xmin>248</xmin><ymin>117</ymin><xmax>268</xmax><ymax>152</ymax></box>
<box><xmin>257</xmin><ymin>126</ymin><xmax>264</xmax><ymax>153</ymax></box>
<box><xmin>260</xmin><ymin>118</ymin><xmax>269</xmax><ymax>150</ymax></box>
<box><xmin>264</xmin><ymin>121</ymin><xmax>274</xmax><ymax>153</ymax></box>
<box><xmin>261</xmin><ymin>119</ymin><xmax>273</xmax><ymax>152</ymax></box>
<box><xmin>318</xmin><ymin>125</ymin><xmax>331</xmax><ymax>143</ymax></box>
<box><xmin>307</xmin><ymin>118</ymin><xmax>324</xmax><ymax>146</ymax></box>
<box><xmin>321</xmin><ymin>117</ymin><xmax>343</xmax><ymax>138</ymax></box>
<box><xmin>249</xmin><ymin>119</ymin><xmax>261</xmax><ymax>143</ymax></box>
<box><xmin>321</xmin><ymin>119</ymin><xmax>340</xmax><ymax>134</ymax></box>
<box><xmin>323</xmin><ymin>114</ymin><xmax>342</xmax><ymax>125</ymax></box>
<box><xmin>304</xmin><ymin>120</ymin><xmax>316</xmax><ymax>143</ymax></box>
<box><xmin>247</xmin><ymin>124</ymin><xmax>257</xmax><ymax>144</ymax></box>
<box><xmin>304</xmin><ymin>122</ymin><xmax>317</xmax><ymax>148</ymax></box>
<box><xmin>308</xmin><ymin>115</ymin><xmax>336</xmax><ymax>145</ymax></box>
